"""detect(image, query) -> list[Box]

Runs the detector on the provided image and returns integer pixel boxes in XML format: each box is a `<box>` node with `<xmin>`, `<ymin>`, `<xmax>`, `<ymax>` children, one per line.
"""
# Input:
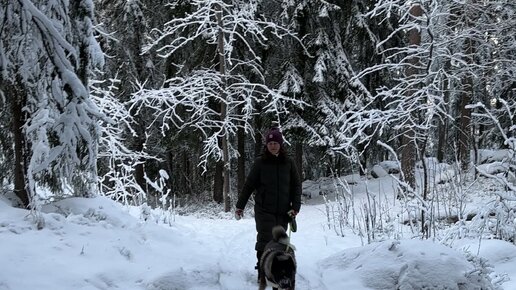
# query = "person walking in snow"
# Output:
<box><xmin>234</xmin><ymin>127</ymin><xmax>302</xmax><ymax>280</ymax></box>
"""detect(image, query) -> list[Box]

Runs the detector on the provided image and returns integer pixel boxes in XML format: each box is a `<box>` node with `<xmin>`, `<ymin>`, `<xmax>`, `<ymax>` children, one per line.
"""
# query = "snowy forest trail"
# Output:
<box><xmin>166</xmin><ymin>202</ymin><xmax>360</xmax><ymax>290</ymax></box>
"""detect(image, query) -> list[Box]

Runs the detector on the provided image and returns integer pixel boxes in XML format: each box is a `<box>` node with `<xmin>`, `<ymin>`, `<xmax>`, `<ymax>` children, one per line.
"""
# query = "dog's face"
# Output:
<box><xmin>270</xmin><ymin>254</ymin><xmax>295</xmax><ymax>289</ymax></box>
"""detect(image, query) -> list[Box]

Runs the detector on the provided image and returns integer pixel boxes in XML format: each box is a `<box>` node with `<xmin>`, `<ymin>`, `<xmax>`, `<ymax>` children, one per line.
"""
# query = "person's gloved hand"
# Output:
<box><xmin>235</xmin><ymin>209</ymin><xmax>243</xmax><ymax>220</ymax></box>
<box><xmin>287</xmin><ymin>209</ymin><xmax>298</xmax><ymax>232</ymax></box>
<box><xmin>287</xmin><ymin>209</ymin><xmax>297</xmax><ymax>218</ymax></box>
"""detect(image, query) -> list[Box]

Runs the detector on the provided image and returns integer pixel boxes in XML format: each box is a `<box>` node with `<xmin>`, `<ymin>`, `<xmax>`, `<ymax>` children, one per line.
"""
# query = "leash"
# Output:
<box><xmin>285</xmin><ymin>219</ymin><xmax>293</xmax><ymax>253</ymax></box>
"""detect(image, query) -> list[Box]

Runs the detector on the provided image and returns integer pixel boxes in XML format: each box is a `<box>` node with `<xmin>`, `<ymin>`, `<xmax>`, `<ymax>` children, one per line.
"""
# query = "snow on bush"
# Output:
<box><xmin>319</xmin><ymin>239</ymin><xmax>501</xmax><ymax>290</ymax></box>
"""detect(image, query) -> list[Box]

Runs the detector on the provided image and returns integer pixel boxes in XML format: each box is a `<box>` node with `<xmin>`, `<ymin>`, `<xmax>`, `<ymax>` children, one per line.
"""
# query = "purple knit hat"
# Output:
<box><xmin>265</xmin><ymin>128</ymin><xmax>283</xmax><ymax>145</ymax></box>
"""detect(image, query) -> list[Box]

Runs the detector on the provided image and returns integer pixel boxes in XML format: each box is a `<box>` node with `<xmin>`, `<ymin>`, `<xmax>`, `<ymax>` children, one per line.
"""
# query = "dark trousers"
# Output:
<box><xmin>256</xmin><ymin>250</ymin><xmax>263</xmax><ymax>271</ymax></box>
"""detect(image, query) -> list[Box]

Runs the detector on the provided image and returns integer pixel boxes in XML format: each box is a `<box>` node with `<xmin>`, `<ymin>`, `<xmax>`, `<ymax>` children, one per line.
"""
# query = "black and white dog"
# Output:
<box><xmin>259</xmin><ymin>225</ymin><xmax>296</xmax><ymax>290</ymax></box>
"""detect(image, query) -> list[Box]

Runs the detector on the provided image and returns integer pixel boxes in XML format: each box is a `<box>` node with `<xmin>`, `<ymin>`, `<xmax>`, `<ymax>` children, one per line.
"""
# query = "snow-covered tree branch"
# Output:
<box><xmin>0</xmin><ymin>0</ymin><xmax>104</xmax><ymax>209</ymax></box>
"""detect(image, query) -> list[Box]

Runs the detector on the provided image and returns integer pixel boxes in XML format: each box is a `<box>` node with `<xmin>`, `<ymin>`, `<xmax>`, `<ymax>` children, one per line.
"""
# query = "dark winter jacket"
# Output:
<box><xmin>236</xmin><ymin>150</ymin><xmax>302</xmax><ymax>251</ymax></box>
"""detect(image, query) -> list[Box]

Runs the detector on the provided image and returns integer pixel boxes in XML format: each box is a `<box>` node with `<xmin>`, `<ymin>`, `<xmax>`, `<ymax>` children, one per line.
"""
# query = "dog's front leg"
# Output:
<box><xmin>258</xmin><ymin>271</ymin><xmax>267</xmax><ymax>290</ymax></box>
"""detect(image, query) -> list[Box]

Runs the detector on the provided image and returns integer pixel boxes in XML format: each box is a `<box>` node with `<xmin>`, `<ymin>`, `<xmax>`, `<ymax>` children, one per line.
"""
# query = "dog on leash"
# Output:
<box><xmin>259</xmin><ymin>225</ymin><xmax>296</xmax><ymax>290</ymax></box>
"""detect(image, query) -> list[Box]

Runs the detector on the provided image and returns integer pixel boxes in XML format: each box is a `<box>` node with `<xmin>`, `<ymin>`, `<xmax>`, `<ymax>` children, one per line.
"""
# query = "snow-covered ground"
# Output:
<box><xmin>1</xmin><ymin>172</ymin><xmax>515</xmax><ymax>290</ymax></box>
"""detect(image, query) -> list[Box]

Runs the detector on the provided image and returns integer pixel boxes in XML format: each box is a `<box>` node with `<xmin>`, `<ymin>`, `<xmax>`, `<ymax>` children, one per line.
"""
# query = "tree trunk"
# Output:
<box><xmin>295</xmin><ymin>142</ymin><xmax>303</xmax><ymax>180</ymax></box>
<box><xmin>215</xmin><ymin>4</ymin><xmax>231</xmax><ymax>212</ymax></box>
<box><xmin>11</xmin><ymin>84</ymin><xmax>30</xmax><ymax>208</ymax></box>
<box><xmin>357</xmin><ymin>141</ymin><xmax>367</xmax><ymax>176</ymax></box>
<box><xmin>134</xmin><ymin>132</ymin><xmax>146</xmax><ymax>203</ymax></box>
<box><xmin>400</xmin><ymin>3</ymin><xmax>423</xmax><ymax>189</ymax></box>
<box><xmin>458</xmin><ymin>86</ymin><xmax>472</xmax><ymax>171</ymax></box>
<box><xmin>237</xmin><ymin>126</ymin><xmax>245</xmax><ymax>194</ymax></box>
<box><xmin>436</xmin><ymin>117</ymin><xmax>448</xmax><ymax>163</ymax></box>
<box><xmin>400</xmin><ymin>132</ymin><xmax>416</xmax><ymax>189</ymax></box>
<box><xmin>254</xmin><ymin>114</ymin><xmax>263</xmax><ymax>158</ymax></box>
<box><xmin>213</xmin><ymin>161</ymin><xmax>224</xmax><ymax>203</ymax></box>
<box><xmin>437</xmin><ymin>64</ymin><xmax>450</xmax><ymax>163</ymax></box>
<box><xmin>420</xmin><ymin>137</ymin><xmax>430</xmax><ymax>237</ymax></box>
<box><xmin>458</xmin><ymin>38</ymin><xmax>473</xmax><ymax>171</ymax></box>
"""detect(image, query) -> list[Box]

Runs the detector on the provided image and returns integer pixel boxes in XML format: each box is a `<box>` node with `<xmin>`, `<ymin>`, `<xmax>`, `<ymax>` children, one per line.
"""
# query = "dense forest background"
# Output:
<box><xmin>0</xmin><ymin>0</ymin><xmax>514</xmax><ymax>221</ymax></box>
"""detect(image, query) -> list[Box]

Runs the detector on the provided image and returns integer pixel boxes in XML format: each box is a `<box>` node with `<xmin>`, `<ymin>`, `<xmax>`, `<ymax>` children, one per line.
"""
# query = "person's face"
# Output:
<box><xmin>267</xmin><ymin>141</ymin><xmax>281</xmax><ymax>156</ymax></box>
